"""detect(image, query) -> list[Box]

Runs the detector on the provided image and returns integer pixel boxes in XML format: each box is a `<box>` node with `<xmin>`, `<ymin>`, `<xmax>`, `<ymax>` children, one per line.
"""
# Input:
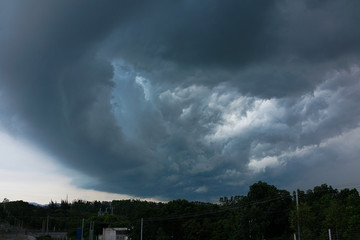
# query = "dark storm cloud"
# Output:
<box><xmin>0</xmin><ymin>0</ymin><xmax>156</xmax><ymax>193</ymax></box>
<box><xmin>101</xmin><ymin>0</ymin><xmax>360</xmax><ymax>97</ymax></box>
<box><xmin>1</xmin><ymin>0</ymin><xmax>360</xmax><ymax>200</ymax></box>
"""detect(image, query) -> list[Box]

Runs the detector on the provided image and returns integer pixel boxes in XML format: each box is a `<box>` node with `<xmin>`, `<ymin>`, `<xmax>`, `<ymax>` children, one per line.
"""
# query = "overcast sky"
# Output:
<box><xmin>1</xmin><ymin>0</ymin><xmax>360</xmax><ymax>203</ymax></box>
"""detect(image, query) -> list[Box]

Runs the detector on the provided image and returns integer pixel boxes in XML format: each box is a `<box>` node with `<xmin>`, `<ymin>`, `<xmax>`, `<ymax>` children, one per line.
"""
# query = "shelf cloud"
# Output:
<box><xmin>1</xmin><ymin>0</ymin><xmax>360</xmax><ymax>201</ymax></box>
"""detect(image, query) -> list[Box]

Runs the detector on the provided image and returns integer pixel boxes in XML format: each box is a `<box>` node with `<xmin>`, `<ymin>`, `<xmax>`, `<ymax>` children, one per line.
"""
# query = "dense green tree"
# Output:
<box><xmin>2</xmin><ymin>182</ymin><xmax>360</xmax><ymax>240</ymax></box>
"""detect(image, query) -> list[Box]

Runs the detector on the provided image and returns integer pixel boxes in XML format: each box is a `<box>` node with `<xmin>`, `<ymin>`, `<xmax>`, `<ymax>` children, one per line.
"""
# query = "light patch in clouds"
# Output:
<box><xmin>206</xmin><ymin>97</ymin><xmax>287</xmax><ymax>142</ymax></box>
<box><xmin>110</xmin><ymin>61</ymin><xmax>145</xmax><ymax>140</ymax></box>
<box><xmin>217</xmin><ymin>169</ymin><xmax>246</xmax><ymax>187</ymax></box>
<box><xmin>290</xmin><ymin>126</ymin><xmax>360</xmax><ymax>190</ymax></box>
<box><xmin>135</xmin><ymin>76</ymin><xmax>152</xmax><ymax>101</ymax></box>
<box><xmin>194</xmin><ymin>186</ymin><xmax>208</xmax><ymax>193</ymax></box>
<box><xmin>248</xmin><ymin>156</ymin><xmax>281</xmax><ymax>173</ymax></box>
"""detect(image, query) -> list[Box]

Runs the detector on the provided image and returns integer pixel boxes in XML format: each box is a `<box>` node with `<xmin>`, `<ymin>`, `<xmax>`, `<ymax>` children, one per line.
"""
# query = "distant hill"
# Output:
<box><xmin>29</xmin><ymin>202</ymin><xmax>47</xmax><ymax>207</ymax></box>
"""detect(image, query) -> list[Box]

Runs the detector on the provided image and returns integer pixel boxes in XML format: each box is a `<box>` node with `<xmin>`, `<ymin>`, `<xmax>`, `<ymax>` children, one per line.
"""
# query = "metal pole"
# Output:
<box><xmin>81</xmin><ymin>218</ymin><xmax>84</xmax><ymax>240</ymax></box>
<box><xmin>328</xmin><ymin>229</ymin><xmax>332</xmax><ymax>240</ymax></box>
<box><xmin>89</xmin><ymin>221</ymin><xmax>94</xmax><ymax>240</ymax></box>
<box><xmin>92</xmin><ymin>221</ymin><xmax>94</xmax><ymax>240</ymax></box>
<box><xmin>141</xmin><ymin>218</ymin><xmax>143</xmax><ymax>240</ymax></box>
<box><xmin>46</xmin><ymin>215</ymin><xmax>49</xmax><ymax>234</ymax></box>
<box><xmin>296</xmin><ymin>190</ymin><xmax>301</xmax><ymax>240</ymax></box>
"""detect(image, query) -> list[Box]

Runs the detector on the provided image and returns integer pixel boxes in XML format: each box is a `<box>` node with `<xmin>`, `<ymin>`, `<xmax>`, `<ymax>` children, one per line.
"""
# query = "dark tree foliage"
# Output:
<box><xmin>290</xmin><ymin>185</ymin><xmax>360</xmax><ymax>240</ymax></box>
<box><xmin>1</xmin><ymin>182</ymin><xmax>360</xmax><ymax>240</ymax></box>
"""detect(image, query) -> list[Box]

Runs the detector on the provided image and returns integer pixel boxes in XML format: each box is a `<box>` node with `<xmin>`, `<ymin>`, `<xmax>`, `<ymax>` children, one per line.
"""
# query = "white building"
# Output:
<box><xmin>98</xmin><ymin>227</ymin><xmax>129</xmax><ymax>240</ymax></box>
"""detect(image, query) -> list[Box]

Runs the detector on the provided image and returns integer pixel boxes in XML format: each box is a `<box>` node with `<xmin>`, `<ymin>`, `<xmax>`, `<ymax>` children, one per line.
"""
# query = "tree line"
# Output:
<box><xmin>1</xmin><ymin>181</ymin><xmax>360</xmax><ymax>240</ymax></box>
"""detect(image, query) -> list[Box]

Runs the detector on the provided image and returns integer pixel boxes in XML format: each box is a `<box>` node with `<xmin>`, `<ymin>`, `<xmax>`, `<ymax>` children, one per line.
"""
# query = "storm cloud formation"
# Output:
<box><xmin>1</xmin><ymin>0</ymin><xmax>360</xmax><ymax>201</ymax></box>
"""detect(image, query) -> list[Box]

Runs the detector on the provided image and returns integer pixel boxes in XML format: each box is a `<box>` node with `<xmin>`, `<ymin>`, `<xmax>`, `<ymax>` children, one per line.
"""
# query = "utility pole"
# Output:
<box><xmin>141</xmin><ymin>218</ymin><xmax>143</xmax><ymax>240</ymax></box>
<box><xmin>98</xmin><ymin>208</ymin><xmax>102</xmax><ymax>216</ymax></box>
<box><xmin>46</xmin><ymin>215</ymin><xmax>49</xmax><ymax>235</ymax></box>
<box><xmin>296</xmin><ymin>190</ymin><xmax>301</xmax><ymax>240</ymax></box>
<box><xmin>81</xmin><ymin>218</ymin><xmax>84</xmax><ymax>240</ymax></box>
<box><xmin>89</xmin><ymin>221</ymin><xmax>94</xmax><ymax>240</ymax></box>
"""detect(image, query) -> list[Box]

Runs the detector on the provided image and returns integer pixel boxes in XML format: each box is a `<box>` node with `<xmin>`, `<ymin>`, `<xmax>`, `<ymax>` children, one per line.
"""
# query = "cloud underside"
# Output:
<box><xmin>0</xmin><ymin>0</ymin><xmax>360</xmax><ymax>200</ymax></box>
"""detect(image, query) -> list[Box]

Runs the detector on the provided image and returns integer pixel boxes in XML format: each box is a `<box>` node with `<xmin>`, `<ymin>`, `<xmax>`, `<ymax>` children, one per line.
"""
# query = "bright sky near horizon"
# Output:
<box><xmin>1</xmin><ymin>0</ymin><xmax>360</xmax><ymax>203</ymax></box>
<box><xmin>0</xmin><ymin>131</ymin><xmax>134</xmax><ymax>204</ymax></box>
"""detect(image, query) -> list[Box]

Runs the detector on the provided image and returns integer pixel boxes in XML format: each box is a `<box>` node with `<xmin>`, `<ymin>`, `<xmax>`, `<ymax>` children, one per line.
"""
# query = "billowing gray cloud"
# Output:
<box><xmin>0</xmin><ymin>0</ymin><xmax>360</xmax><ymax>201</ymax></box>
